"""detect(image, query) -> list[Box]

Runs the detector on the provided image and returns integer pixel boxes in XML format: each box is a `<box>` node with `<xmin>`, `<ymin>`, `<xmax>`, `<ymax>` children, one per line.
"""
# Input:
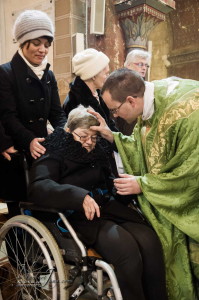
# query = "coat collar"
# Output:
<box><xmin>43</xmin><ymin>127</ymin><xmax>110</xmax><ymax>166</ymax></box>
<box><xmin>11</xmin><ymin>51</ymin><xmax>50</xmax><ymax>81</ymax></box>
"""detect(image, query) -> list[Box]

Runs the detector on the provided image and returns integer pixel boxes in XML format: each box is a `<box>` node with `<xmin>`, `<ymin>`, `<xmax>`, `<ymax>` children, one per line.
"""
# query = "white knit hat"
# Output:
<box><xmin>72</xmin><ymin>48</ymin><xmax>110</xmax><ymax>80</ymax></box>
<box><xmin>13</xmin><ymin>10</ymin><xmax>54</xmax><ymax>44</ymax></box>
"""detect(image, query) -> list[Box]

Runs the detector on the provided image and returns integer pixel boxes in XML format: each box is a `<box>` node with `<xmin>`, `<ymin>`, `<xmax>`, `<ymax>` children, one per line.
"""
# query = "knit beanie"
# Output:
<box><xmin>72</xmin><ymin>48</ymin><xmax>110</xmax><ymax>80</ymax></box>
<box><xmin>13</xmin><ymin>10</ymin><xmax>54</xmax><ymax>44</ymax></box>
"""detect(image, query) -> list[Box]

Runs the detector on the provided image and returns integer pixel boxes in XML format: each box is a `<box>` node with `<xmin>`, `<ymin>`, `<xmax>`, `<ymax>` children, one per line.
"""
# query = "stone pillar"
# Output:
<box><xmin>54</xmin><ymin>0</ymin><xmax>86</xmax><ymax>103</ymax></box>
<box><xmin>113</xmin><ymin>0</ymin><xmax>175</xmax><ymax>53</ymax></box>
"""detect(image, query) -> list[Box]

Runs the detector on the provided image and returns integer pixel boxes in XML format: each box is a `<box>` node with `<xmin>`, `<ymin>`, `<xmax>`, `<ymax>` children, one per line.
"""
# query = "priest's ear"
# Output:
<box><xmin>126</xmin><ymin>95</ymin><xmax>138</xmax><ymax>108</ymax></box>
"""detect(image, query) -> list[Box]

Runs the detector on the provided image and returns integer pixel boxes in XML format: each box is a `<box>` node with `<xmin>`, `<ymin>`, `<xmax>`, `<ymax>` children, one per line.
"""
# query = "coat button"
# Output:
<box><xmin>40</xmin><ymin>98</ymin><xmax>44</xmax><ymax>102</ymax></box>
<box><xmin>29</xmin><ymin>99</ymin><xmax>35</xmax><ymax>103</ymax></box>
<box><xmin>26</xmin><ymin>78</ymin><xmax>31</xmax><ymax>84</ymax></box>
<box><xmin>38</xmin><ymin>117</ymin><xmax>44</xmax><ymax>122</ymax></box>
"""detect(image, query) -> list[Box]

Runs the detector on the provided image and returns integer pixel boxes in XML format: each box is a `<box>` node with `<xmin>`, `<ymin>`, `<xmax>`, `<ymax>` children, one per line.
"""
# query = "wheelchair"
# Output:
<box><xmin>0</xmin><ymin>153</ymin><xmax>123</xmax><ymax>300</ymax></box>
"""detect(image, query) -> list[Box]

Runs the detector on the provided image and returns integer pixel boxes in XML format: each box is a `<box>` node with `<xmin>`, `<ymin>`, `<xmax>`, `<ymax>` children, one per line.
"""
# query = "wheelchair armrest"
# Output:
<box><xmin>19</xmin><ymin>202</ymin><xmax>65</xmax><ymax>214</ymax></box>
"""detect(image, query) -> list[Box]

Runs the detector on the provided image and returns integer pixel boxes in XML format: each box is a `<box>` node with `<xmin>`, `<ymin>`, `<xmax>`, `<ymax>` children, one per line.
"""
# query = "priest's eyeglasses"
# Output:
<box><xmin>109</xmin><ymin>102</ymin><xmax>126</xmax><ymax>115</ymax></box>
<box><xmin>73</xmin><ymin>132</ymin><xmax>99</xmax><ymax>143</ymax></box>
<box><xmin>133</xmin><ymin>62</ymin><xmax>150</xmax><ymax>68</ymax></box>
<box><xmin>109</xmin><ymin>96</ymin><xmax>137</xmax><ymax>115</ymax></box>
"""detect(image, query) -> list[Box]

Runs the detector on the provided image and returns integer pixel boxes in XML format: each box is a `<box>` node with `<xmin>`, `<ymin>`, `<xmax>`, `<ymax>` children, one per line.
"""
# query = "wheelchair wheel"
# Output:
<box><xmin>0</xmin><ymin>215</ymin><xmax>68</xmax><ymax>300</ymax></box>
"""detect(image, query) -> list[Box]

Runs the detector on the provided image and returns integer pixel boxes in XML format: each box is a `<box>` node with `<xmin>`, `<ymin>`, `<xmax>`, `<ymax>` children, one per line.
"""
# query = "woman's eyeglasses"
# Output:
<box><xmin>73</xmin><ymin>132</ymin><xmax>99</xmax><ymax>143</ymax></box>
<box><xmin>133</xmin><ymin>63</ymin><xmax>150</xmax><ymax>68</ymax></box>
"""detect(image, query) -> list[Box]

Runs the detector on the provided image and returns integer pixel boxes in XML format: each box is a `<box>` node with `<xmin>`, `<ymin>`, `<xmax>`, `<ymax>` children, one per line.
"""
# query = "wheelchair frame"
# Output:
<box><xmin>0</xmin><ymin>201</ymin><xmax>123</xmax><ymax>300</ymax></box>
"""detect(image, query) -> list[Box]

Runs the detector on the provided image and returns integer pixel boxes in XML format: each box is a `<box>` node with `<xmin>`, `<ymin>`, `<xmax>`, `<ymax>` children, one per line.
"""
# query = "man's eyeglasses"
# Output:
<box><xmin>73</xmin><ymin>132</ymin><xmax>99</xmax><ymax>143</ymax></box>
<box><xmin>109</xmin><ymin>102</ymin><xmax>126</xmax><ymax>115</ymax></box>
<box><xmin>109</xmin><ymin>96</ymin><xmax>137</xmax><ymax>115</ymax></box>
<box><xmin>133</xmin><ymin>63</ymin><xmax>150</xmax><ymax>68</ymax></box>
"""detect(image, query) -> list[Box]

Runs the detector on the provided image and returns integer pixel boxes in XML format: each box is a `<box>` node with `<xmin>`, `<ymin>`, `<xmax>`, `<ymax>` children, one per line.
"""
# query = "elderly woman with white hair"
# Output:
<box><xmin>124</xmin><ymin>49</ymin><xmax>151</xmax><ymax>79</ymax></box>
<box><xmin>28</xmin><ymin>105</ymin><xmax>167</xmax><ymax>300</ymax></box>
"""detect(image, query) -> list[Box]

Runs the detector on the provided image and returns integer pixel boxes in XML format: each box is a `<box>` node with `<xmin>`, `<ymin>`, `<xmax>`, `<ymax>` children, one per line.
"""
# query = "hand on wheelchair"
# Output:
<box><xmin>83</xmin><ymin>194</ymin><xmax>100</xmax><ymax>220</ymax></box>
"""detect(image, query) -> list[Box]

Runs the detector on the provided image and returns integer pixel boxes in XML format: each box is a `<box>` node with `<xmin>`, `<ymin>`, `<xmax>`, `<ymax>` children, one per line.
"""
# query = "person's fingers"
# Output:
<box><xmin>2</xmin><ymin>152</ymin><xmax>11</xmax><ymax>161</ymax></box>
<box><xmin>89</xmin><ymin>125</ymin><xmax>101</xmax><ymax>132</ymax></box>
<box><xmin>7</xmin><ymin>148</ymin><xmax>17</xmax><ymax>154</ymax></box>
<box><xmin>116</xmin><ymin>190</ymin><xmax>129</xmax><ymax>195</ymax></box>
<box><xmin>118</xmin><ymin>173</ymin><xmax>133</xmax><ymax>178</ymax></box>
<box><xmin>37</xmin><ymin>137</ymin><xmax>45</xmax><ymax>142</ymax></box>
<box><xmin>87</xmin><ymin>110</ymin><xmax>102</xmax><ymax>119</ymax></box>
<box><xmin>31</xmin><ymin>150</ymin><xmax>41</xmax><ymax>159</ymax></box>
<box><xmin>35</xmin><ymin>142</ymin><xmax>46</xmax><ymax>152</ymax></box>
<box><xmin>94</xmin><ymin>202</ymin><xmax>100</xmax><ymax>218</ymax></box>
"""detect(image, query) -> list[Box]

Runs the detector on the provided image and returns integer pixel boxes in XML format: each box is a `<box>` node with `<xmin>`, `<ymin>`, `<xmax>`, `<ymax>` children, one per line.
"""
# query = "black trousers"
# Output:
<box><xmin>94</xmin><ymin>221</ymin><xmax>168</xmax><ymax>300</ymax></box>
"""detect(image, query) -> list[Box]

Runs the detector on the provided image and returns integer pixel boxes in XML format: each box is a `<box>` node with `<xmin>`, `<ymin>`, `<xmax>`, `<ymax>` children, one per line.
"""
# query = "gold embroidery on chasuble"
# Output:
<box><xmin>147</xmin><ymin>89</ymin><xmax>199</xmax><ymax>175</ymax></box>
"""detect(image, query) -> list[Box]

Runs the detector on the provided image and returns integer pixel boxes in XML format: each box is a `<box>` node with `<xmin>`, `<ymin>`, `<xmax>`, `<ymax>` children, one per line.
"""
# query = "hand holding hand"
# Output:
<box><xmin>114</xmin><ymin>173</ymin><xmax>142</xmax><ymax>195</ymax></box>
<box><xmin>2</xmin><ymin>146</ymin><xmax>17</xmax><ymax>161</ymax></box>
<box><xmin>83</xmin><ymin>194</ymin><xmax>100</xmax><ymax>220</ymax></box>
<box><xmin>30</xmin><ymin>137</ymin><xmax>46</xmax><ymax>159</ymax></box>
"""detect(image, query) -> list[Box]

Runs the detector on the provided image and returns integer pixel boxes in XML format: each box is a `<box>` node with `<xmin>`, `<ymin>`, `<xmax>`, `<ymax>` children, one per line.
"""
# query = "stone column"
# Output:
<box><xmin>114</xmin><ymin>0</ymin><xmax>175</xmax><ymax>52</ymax></box>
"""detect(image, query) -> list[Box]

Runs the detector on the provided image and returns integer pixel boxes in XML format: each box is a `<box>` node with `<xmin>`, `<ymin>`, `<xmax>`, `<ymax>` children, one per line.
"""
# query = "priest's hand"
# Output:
<box><xmin>83</xmin><ymin>194</ymin><xmax>100</xmax><ymax>220</ymax></box>
<box><xmin>114</xmin><ymin>174</ymin><xmax>142</xmax><ymax>195</ymax></box>
<box><xmin>88</xmin><ymin>110</ymin><xmax>114</xmax><ymax>143</ymax></box>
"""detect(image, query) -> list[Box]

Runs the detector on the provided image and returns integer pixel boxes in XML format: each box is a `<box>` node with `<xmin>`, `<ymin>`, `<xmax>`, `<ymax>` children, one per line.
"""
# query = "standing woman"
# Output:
<box><xmin>63</xmin><ymin>48</ymin><xmax>117</xmax><ymax>132</ymax></box>
<box><xmin>0</xmin><ymin>10</ymin><xmax>66</xmax><ymax>160</ymax></box>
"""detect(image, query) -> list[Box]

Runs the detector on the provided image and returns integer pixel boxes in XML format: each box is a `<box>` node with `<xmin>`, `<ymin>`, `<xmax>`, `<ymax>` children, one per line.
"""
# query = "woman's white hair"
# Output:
<box><xmin>124</xmin><ymin>49</ymin><xmax>151</xmax><ymax>67</ymax></box>
<box><xmin>65</xmin><ymin>105</ymin><xmax>99</xmax><ymax>131</ymax></box>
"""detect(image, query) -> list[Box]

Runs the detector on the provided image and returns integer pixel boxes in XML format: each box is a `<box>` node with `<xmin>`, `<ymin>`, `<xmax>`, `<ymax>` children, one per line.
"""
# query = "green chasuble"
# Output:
<box><xmin>113</xmin><ymin>78</ymin><xmax>199</xmax><ymax>300</ymax></box>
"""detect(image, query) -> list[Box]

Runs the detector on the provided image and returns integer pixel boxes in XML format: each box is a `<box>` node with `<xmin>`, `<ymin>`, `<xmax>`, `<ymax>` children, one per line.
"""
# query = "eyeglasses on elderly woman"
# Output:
<box><xmin>73</xmin><ymin>131</ymin><xmax>100</xmax><ymax>143</ymax></box>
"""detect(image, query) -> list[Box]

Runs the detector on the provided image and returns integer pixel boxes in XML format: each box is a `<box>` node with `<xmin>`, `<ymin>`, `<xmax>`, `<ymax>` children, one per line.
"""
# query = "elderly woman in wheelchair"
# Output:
<box><xmin>0</xmin><ymin>105</ymin><xmax>167</xmax><ymax>300</ymax></box>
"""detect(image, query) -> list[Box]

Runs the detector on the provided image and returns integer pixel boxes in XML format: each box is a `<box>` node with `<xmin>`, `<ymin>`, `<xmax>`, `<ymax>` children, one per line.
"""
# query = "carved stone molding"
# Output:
<box><xmin>114</xmin><ymin>0</ymin><xmax>175</xmax><ymax>50</ymax></box>
<box><xmin>168</xmin><ymin>51</ymin><xmax>199</xmax><ymax>66</ymax></box>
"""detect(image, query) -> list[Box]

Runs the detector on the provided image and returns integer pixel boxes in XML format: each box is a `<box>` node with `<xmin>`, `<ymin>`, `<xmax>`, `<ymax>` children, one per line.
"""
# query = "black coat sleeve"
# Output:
<box><xmin>47</xmin><ymin>71</ymin><xmax>67</xmax><ymax>128</ymax></box>
<box><xmin>28</xmin><ymin>153</ymin><xmax>89</xmax><ymax>211</ymax></box>
<box><xmin>0</xmin><ymin>65</ymin><xmax>36</xmax><ymax>150</ymax></box>
<box><xmin>0</xmin><ymin>121</ymin><xmax>13</xmax><ymax>152</ymax></box>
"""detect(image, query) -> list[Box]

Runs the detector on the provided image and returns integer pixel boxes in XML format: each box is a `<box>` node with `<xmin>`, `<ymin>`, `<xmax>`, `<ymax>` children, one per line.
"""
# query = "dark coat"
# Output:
<box><xmin>28</xmin><ymin>128</ymin><xmax>145</xmax><ymax>245</ymax></box>
<box><xmin>0</xmin><ymin>121</ymin><xmax>13</xmax><ymax>152</ymax></box>
<box><xmin>0</xmin><ymin>52</ymin><xmax>66</xmax><ymax>151</ymax></box>
<box><xmin>63</xmin><ymin>76</ymin><xmax>117</xmax><ymax>132</ymax></box>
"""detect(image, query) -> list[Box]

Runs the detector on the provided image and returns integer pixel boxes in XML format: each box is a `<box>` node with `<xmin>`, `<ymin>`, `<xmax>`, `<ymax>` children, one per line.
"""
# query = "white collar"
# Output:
<box><xmin>142</xmin><ymin>81</ymin><xmax>155</xmax><ymax>120</ymax></box>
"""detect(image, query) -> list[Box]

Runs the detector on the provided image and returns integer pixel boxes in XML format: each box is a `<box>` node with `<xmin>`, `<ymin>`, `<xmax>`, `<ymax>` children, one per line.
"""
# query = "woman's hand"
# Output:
<box><xmin>83</xmin><ymin>194</ymin><xmax>100</xmax><ymax>220</ymax></box>
<box><xmin>2</xmin><ymin>146</ymin><xmax>17</xmax><ymax>161</ymax></box>
<box><xmin>87</xmin><ymin>110</ymin><xmax>114</xmax><ymax>143</ymax></box>
<box><xmin>114</xmin><ymin>174</ymin><xmax>142</xmax><ymax>195</ymax></box>
<box><xmin>30</xmin><ymin>137</ymin><xmax>46</xmax><ymax>159</ymax></box>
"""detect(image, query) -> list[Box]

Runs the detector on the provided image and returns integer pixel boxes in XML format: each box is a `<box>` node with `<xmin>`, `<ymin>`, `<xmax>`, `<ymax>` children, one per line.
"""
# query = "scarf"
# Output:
<box><xmin>142</xmin><ymin>81</ymin><xmax>155</xmax><ymax>120</ymax></box>
<box><xmin>18</xmin><ymin>48</ymin><xmax>48</xmax><ymax>79</ymax></box>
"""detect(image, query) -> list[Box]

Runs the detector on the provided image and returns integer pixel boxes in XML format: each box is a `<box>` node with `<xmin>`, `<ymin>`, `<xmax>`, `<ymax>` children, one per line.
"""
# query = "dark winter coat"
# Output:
<box><xmin>0</xmin><ymin>51</ymin><xmax>66</xmax><ymax>151</ymax></box>
<box><xmin>63</xmin><ymin>76</ymin><xmax>117</xmax><ymax>132</ymax></box>
<box><xmin>28</xmin><ymin>127</ymin><xmax>145</xmax><ymax>245</ymax></box>
<box><xmin>0</xmin><ymin>121</ymin><xmax>13</xmax><ymax>152</ymax></box>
